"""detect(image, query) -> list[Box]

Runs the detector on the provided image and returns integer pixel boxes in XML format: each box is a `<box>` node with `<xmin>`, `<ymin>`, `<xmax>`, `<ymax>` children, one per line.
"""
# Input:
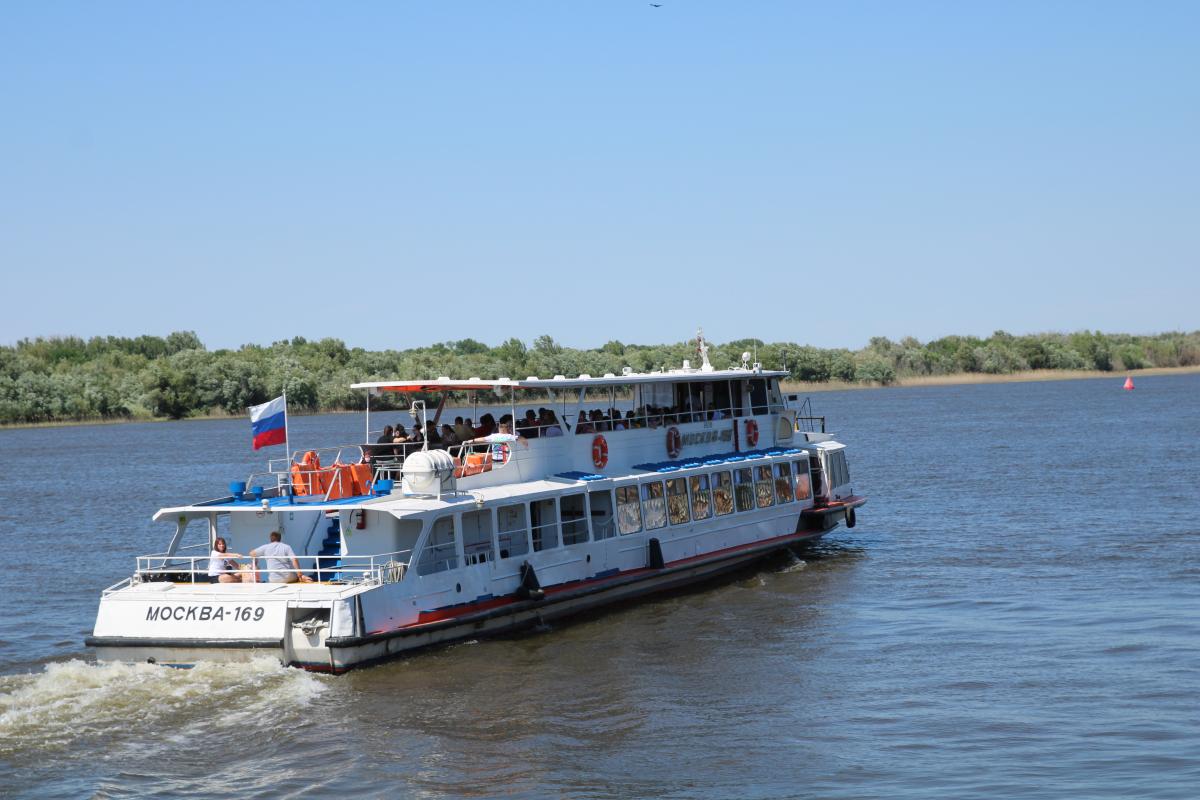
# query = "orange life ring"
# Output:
<box><xmin>666</xmin><ymin>426</ymin><xmax>682</xmax><ymax>459</ymax></box>
<box><xmin>745</xmin><ymin>419</ymin><xmax>759</xmax><ymax>447</ymax></box>
<box><xmin>592</xmin><ymin>434</ymin><xmax>609</xmax><ymax>470</ymax></box>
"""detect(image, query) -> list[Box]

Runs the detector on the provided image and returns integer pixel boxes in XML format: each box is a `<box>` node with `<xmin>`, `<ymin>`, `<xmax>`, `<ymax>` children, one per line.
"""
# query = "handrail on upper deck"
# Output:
<box><xmin>122</xmin><ymin>549</ymin><xmax>414</xmax><ymax>592</ymax></box>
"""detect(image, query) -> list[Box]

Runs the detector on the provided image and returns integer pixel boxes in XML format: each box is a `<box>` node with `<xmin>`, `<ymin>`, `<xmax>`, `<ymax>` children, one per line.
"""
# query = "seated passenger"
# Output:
<box><xmin>541</xmin><ymin>409</ymin><xmax>563</xmax><ymax>436</ymax></box>
<box><xmin>208</xmin><ymin>537</ymin><xmax>253</xmax><ymax>584</ymax></box>
<box><xmin>519</xmin><ymin>409</ymin><xmax>539</xmax><ymax>439</ymax></box>
<box><xmin>249</xmin><ymin>531</ymin><xmax>313</xmax><ymax>584</ymax></box>
<box><xmin>576</xmin><ymin>411</ymin><xmax>593</xmax><ymax>434</ymax></box>
<box><xmin>424</xmin><ymin>421</ymin><xmax>444</xmax><ymax>449</ymax></box>
<box><xmin>454</xmin><ymin>417</ymin><xmax>474</xmax><ymax>443</ymax></box>
<box><xmin>376</xmin><ymin>425</ymin><xmax>394</xmax><ymax>444</ymax></box>
<box><xmin>475</xmin><ymin>413</ymin><xmax>496</xmax><ymax>437</ymax></box>
<box><xmin>440</xmin><ymin>423</ymin><xmax>460</xmax><ymax>446</ymax></box>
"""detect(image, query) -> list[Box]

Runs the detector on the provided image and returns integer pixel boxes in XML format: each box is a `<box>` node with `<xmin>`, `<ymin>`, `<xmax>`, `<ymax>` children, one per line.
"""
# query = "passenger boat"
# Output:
<box><xmin>86</xmin><ymin>334</ymin><xmax>866</xmax><ymax>673</ymax></box>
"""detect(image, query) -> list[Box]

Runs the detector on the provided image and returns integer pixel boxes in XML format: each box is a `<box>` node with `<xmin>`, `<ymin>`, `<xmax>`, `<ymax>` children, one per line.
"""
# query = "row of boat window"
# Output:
<box><xmin>416</xmin><ymin>457</ymin><xmax>816</xmax><ymax>576</ymax></box>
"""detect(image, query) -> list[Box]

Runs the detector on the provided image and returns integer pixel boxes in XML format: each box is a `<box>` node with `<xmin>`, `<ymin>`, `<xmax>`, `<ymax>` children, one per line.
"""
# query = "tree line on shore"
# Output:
<box><xmin>1</xmin><ymin>329</ymin><xmax>1197</xmax><ymax>424</ymax></box>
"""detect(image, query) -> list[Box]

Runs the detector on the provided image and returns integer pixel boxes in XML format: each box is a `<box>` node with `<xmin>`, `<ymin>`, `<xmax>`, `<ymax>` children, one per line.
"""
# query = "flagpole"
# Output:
<box><xmin>283</xmin><ymin>390</ymin><xmax>291</xmax><ymax>467</ymax></box>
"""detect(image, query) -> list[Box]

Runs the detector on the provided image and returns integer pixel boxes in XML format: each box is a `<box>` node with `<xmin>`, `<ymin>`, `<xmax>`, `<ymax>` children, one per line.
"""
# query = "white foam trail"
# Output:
<box><xmin>0</xmin><ymin>657</ymin><xmax>326</xmax><ymax>757</ymax></box>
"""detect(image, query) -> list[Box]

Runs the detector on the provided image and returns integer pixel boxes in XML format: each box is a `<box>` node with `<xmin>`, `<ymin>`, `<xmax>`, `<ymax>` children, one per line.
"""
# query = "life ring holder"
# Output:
<box><xmin>745</xmin><ymin>419</ymin><xmax>759</xmax><ymax>448</ymax></box>
<box><xmin>666</xmin><ymin>426</ymin><xmax>682</xmax><ymax>459</ymax></box>
<box><xmin>592</xmin><ymin>434</ymin><xmax>609</xmax><ymax>470</ymax></box>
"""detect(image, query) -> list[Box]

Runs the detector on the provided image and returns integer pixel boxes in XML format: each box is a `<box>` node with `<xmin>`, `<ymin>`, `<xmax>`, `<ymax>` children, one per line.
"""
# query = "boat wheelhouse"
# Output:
<box><xmin>87</xmin><ymin>340</ymin><xmax>866</xmax><ymax>672</ymax></box>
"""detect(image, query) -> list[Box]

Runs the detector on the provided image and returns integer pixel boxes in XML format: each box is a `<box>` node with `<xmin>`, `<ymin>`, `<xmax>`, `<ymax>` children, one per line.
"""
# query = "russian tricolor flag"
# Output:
<box><xmin>249</xmin><ymin>395</ymin><xmax>287</xmax><ymax>450</ymax></box>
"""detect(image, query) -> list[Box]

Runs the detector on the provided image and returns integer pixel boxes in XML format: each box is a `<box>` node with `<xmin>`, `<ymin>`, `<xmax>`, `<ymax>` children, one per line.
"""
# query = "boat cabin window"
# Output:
<box><xmin>827</xmin><ymin>450</ymin><xmax>850</xmax><ymax>488</ymax></box>
<box><xmin>561</xmin><ymin>493</ymin><xmax>589</xmax><ymax>546</ymax></box>
<box><xmin>774</xmin><ymin>463</ymin><xmax>795</xmax><ymax>504</ymax></box>
<box><xmin>590</xmin><ymin>489</ymin><xmax>616</xmax><ymax>540</ymax></box>
<box><xmin>462</xmin><ymin>509</ymin><xmax>494</xmax><ymax>565</ymax></box>
<box><xmin>616</xmin><ymin>486</ymin><xmax>642</xmax><ymax>534</ymax></box>
<box><xmin>768</xmin><ymin>379</ymin><xmax>784</xmax><ymax>410</ymax></box>
<box><xmin>666</xmin><ymin>478</ymin><xmax>690</xmax><ymax>525</ymax></box>
<box><xmin>417</xmin><ymin>516</ymin><xmax>458</xmax><ymax>575</ymax></box>
<box><xmin>531</xmin><ymin>498</ymin><xmax>559</xmax><ymax>552</ymax></box>
<box><xmin>689</xmin><ymin>474</ymin><xmax>712</xmax><ymax>520</ymax></box>
<box><xmin>793</xmin><ymin>459</ymin><xmax>812</xmax><ymax>501</ymax></box>
<box><xmin>392</xmin><ymin>518</ymin><xmax>423</xmax><ymax>558</ymax></box>
<box><xmin>497</xmin><ymin>503</ymin><xmax>530</xmax><ymax>559</ymax></box>
<box><xmin>734</xmin><ymin>468</ymin><xmax>755</xmax><ymax>512</ymax></box>
<box><xmin>712</xmin><ymin>381</ymin><xmax>732</xmax><ymax>419</ymax></box>
<box><xmin>712</xmin><ymin>471</ymin><xmax>734</xmax><ymax>516</ymax></box>
<box><xmin>755</xmin><ymin>466</ymin><xmax>775</xmax><ymax>507</ymax></box>
<box><xmin>640</xmin><ymin>481</ymin><xmax>667</xmax><ymax>530</ymax></box>
<box><xmin>748</xmin><ymin>379</ymin><xmax>768</xmax><ymax>416</ymax></box>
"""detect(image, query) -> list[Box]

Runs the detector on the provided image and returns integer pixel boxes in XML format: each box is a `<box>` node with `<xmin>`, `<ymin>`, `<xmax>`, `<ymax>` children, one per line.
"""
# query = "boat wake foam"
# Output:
<box><xmin>0</xmin><ymin>657</ymin><xmax>326</xmax><ymax>757</ymax></box>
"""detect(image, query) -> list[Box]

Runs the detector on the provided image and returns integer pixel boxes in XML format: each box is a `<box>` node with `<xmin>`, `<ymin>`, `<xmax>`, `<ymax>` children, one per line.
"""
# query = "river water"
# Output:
<box><xmin>1</xmin><ymin>375</ymin><xmax>1198</xmax><ymax>798</ymax></box>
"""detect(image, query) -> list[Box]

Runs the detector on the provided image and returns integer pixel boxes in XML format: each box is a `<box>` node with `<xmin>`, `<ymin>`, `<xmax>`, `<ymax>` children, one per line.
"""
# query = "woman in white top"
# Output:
<box><xmin>207</xmin><ymin>537</ymin><xmax>253</xmax><ymax>584</ymax></box>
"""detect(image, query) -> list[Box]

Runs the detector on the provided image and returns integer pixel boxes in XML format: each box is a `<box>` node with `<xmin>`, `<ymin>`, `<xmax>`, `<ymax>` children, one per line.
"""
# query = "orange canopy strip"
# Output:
<box><xmin>376</xmin><ymin>383</ymin><xmax>502</xmax><ymax>393</ymax></box>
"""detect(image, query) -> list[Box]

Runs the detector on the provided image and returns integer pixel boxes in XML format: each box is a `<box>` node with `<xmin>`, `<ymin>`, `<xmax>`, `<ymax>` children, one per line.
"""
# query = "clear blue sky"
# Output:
<box><xmin>2</xmin><ymin>1</ymin><xmax>1196</xmax><ymax>351</ymax></box>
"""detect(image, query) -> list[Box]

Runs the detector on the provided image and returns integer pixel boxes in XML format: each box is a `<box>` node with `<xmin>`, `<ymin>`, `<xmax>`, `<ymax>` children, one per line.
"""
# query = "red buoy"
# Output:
<box><xmin>1123</xmin><ymin>376</ymin><xmax>1135</xmax><ymax>391</ymax></box>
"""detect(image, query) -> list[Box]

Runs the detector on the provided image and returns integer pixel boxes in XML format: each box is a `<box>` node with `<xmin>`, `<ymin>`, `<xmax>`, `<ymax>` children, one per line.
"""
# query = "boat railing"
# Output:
<box><xmin>567</xmin><ymin>401</ymin><xmax>786</xmax><ymax>435</ymax></box>
<box><xmin>789</xmin><ymin>397</ymin><xmax>825</xmax><ymax>433</ymax></box>
<box><xmin>118</xmin><ymin>549</ymin><xmax>415</xmax><ymax>592</ymax></box>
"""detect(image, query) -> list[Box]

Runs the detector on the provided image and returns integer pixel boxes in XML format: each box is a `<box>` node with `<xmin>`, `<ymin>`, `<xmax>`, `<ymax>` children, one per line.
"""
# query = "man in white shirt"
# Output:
<box><xmin>250</xmin><ymin>531</ymin><xmax>313</xmax><ymax>583</ymax></box>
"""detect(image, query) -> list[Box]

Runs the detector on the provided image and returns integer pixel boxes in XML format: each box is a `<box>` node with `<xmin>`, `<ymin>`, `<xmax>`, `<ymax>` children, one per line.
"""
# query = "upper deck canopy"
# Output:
<box><xmin>351</xmin><ymin>368</ymin><xmax>787</xmax><ymax>393</ymax></box>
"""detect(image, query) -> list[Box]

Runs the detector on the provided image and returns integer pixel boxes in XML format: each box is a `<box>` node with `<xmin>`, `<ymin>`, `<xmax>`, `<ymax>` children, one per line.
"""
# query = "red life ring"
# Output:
<box><xmin>745</xmin><ymin>419</ymin><xmax>759</xmax><ymax>447</ymax></box>
<box><xmin>666</xmin><ymin>426</ymin><xmax>682</xmax><ymax>459</ymax></box>
<box><xmin>592</xmin><ymin>434</ymin><xmax>609</xmax><ymax>470</ymax></box>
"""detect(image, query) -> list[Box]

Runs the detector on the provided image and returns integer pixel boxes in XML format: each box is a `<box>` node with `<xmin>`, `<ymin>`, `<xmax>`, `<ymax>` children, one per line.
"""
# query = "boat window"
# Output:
<box><xmin>748</xmin><ymin>378</ymin><xmax>768</xmax><ymax>415</ymax></box>
<box><xmin>809</xmin><ymin>456</ymin><xmax>824</xmax><ymax>497</ymax></box>
<box><xmin>689</xmin><ymin>474</ymin><xmax>712</xmax><ymax>520</ymax></box>
<box><xmin>774</xmin><ymin>463</ymin><xmax>794</xmax><ymax>504</ymax></box>
<box><xmin>590</xmin><ymin>489</ymin><xmax>616</xmax><ymax>540</ymax></box>
<box><xmin>755</xmin><ymin>465</ymin><xmax>775</xmax><ymax>507</ymax></box>
<box><xmin>616</xmin><ymin>486</ymin><xmax>642</xmax><ymax>534</ymax></box>
<box><xmin>666</xmin><ymin>478</ymin><xmax>690</xmax><ymax>525</ymax></box>
<box><xmin>497</xmin><ymin>503</ymin><xmax>530</xmax><ymax>559</ymax></box>
<box><xmin>561</xmin><ymin>493</ymin><xmax>589</xmax><ymax>546</ymax></box>
<box><xmin>793</xmin><ymin>459</ymin><xmax>812</xmax><ymax>501</ymax></box>
<box><xmin>734</xmin><ymin>468</ymin><xmax>755</xmax><ymax>512</ymax></box>
<box><xmin>712</xmin><ymin>381</ymin><xmax>732</xmax><ymax>419</ymax></box>
<box><xmin>641</xmin><ymin>481</ymin><xmax>667</xmax><ymax>530</ymax></box>
<box><xmin>461</xmin><ymin>509</ymin><xmax>494</xmax><ymax>565</ymax></box>
<box><xmin>712</xmin><ymin>471</ymin><xmax>734</xmax><ymax>516</ymax></box>
<box><xmin>827</xmin><ymin>451</ymin><xmax>850</xmax><ymax>488</ymax></box>
<box><xmin>393</xmin><ymin>518</ymin><xmax>423</xmax><ymax>558</ymax></box>
<box><xmin>417</xmin><ymin>516</ymin><xmax>458</xmax><ymax>575</ymax></box>
<box><xmin>531</xmin><ymin>498</ymin><xmax>559</xmax><ymax>551</ymax></box>
<box><xmin>768</xmin><ymin>379</ymin><xmax>784</xmax><ymax>410</ymax></box>
<box><xmin>730</xmin><ymin>380</ymin><xmax>745</xmax><ymax>418</ymax></box>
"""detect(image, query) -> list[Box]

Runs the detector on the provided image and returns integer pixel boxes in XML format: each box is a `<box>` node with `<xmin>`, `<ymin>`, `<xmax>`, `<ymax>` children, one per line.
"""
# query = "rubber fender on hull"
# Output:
<box><xmin>846</xmin><ymin>508</ymin><xmax>857</xmax><ymax>528</ymax></box>
<box><xmin>516</xmin><ymin>561</ymin><xmax>545</xmax><ymax>601</ymax></box>
<box><xmin>648</xmin><ymin>537</ymin><xmax>665</xmax><ymax>570</ymax></box>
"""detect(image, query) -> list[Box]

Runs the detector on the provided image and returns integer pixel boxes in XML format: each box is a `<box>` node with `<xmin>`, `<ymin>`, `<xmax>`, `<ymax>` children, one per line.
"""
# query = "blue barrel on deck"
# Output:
<box><xmin>375</xmin><ymin>479</ymin><xmax>393</xmax><ymax>496</ymax></box>
<box><xmin>229</xmin><ymin>481</ymin><xmax>247</xmax><ymax>501</ymax></box>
